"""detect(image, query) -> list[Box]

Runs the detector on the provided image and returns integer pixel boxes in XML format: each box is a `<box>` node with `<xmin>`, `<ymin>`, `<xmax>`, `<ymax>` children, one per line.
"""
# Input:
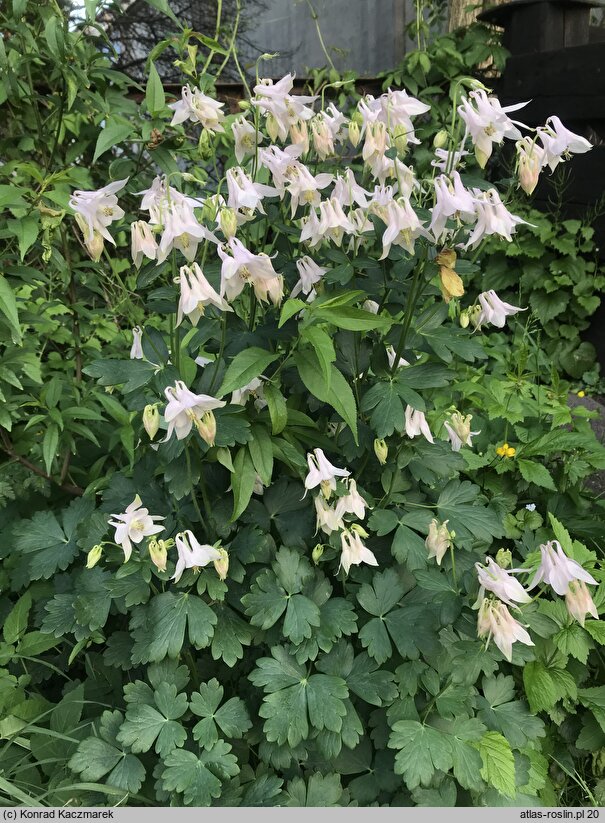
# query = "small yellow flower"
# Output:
<box><xmin>496</xmin><ymin>442</ymin><xmax>516</xmax><ymax>458</ymax></box>
<box><xmin>505</xmin><ymin>446</ymin><xmax>516</xmax><ymax>458</ymax></box>
<box><xmin>577</xmin><ymin>390</ymin><xmax>586</xmax><ymax>398</ymax></box>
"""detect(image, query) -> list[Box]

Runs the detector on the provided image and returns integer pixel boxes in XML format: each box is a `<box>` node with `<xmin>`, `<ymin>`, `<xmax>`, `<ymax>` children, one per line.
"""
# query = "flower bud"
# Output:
<box><xmin>496</xmin><ymin>548</ymin><xmax>512</xmax><ymax>569</ymax></box>
<box><xmin>391</xmin><ymin>124</ymin><xmax>408</xmax><ymax>157</ymax></box>
<box><xmin>238</xmin><ymin>100</ymin><xmax>251</xmax><ymax>110</ymax></box>
<box><xmin>475</xmin><ymin>145</ymin><xmax>489</xmax><ymax>169</ymax></box>
<box><xmin>196</xmin><ymin>410</ymin><xmax>217</xmax><ymax>447</ymax></box>
<box><xmin>143</xmin><ymin>404</ymin><xmax>160</xmax><ymax>440</ymax></box>
<box><xmin>219</xmin><ymin>207</ymin><xmax>238</xmax><ymax>239</ymax></box>
<box><xmin>469</xmin><ymin>304</ymin><xmax>483</xmax><ymax>329</ymax></box>
<box><xmin>565</xmin><ymin>579</ymin><xmax>598</xmax><ymax>627</ymax></box>
<box><xmin>425</xmin><ymin>518</ymin><xmax>452</xmax><ymax>565</ymax></box>
<box><xmin>433</xmin><ymin>129</ymin><xmax>449</xmax><ymax>149</ymax></box>
<box><xmin>312</xmin><ymin>544</ymin><xmax>324</xmax><ymax>564</ymax></box>
<box><xmin>86</xmin><ymin>544</ymin><xmax>103</xmax><ymax>569</ymax></box>
<box><xmin>374</xmin><ymin>438</ymin><xmax>388</xmax><ymax>465</ymax></box>
<box><xmin>459</xmin><ymin>308</ymin><xmax>470</xmax><ymax>328</ymax></box>
<box><xmin>266</xmin><ymin>113</ymin><xmax>280</xmax><ymax>142</ymax></box>
<box><xmin>148</xmin><ymin>538</ymin><xmax>168</xmax><ymax>572</ymax></box>
<box><xmin>348</xmin><ymin>121</ymin><xmax>361</xmax><ymax>148</ymax></box>
<box><xmin>198</xmin><ymin>129</ymin><xmax>213</xmax><ymax>160</ymax></box>
<box><xmin>75</xmin><ymin>213</ymin><xmax>104</xmax><ymax>262</ymax></box>
<box><xmin>351</xmin><ymin>523</ymin><xmax>369</xmax><ymax>539</ymax></box>
<box><xmin>213</xmin><ymin>547</ymin><xmax>229</xmax><ymax>581</ymax></box>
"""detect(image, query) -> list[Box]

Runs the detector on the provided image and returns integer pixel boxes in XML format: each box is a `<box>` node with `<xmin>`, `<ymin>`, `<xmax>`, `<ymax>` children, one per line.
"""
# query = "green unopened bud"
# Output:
<box><xmin>351</xmin><ymin>523</ymin><xmax>369</xmax><ymax>539</ymax></box>
<box><xmin>433</xmin><ymin>129</ymin><xmax>449</xmax><ymax>149</ymax></box>
<box><xmin>143</xmin><ymin>404</ymin><xmax>160</xmax><ymax>440</ymax></box>
<box><xmin>469</xmin><ymin>304</ymin><xmax>483</xmax><ymax>329</ymax></box>
<box><xmin>86</xmin><ymin>544</ymin><xmax>103</xmax><ymax>569</ymax></box>
<box><xmin>196</xmin><ymin>410</ymin><xmax>217</xmax><ymax>447</ymax></box>
<box><xmin>495</xmin><ymin>548</ymin><xmax>512</xmax><ymax>569</ymax></box>
<box><xmin>198</xmin><ymin>129</ymin><xmax>213</xmax><ymax>160</ymax></box>
<box><xmin>391</xmin><ymin>124</ymin><xmax>408</xmax><ymax>157</ymax></box>
<box><xmin>238</xmin><ymin>100</ymin><xmax>251</xmax><ymax>110</ymax></box>
<box><xmin>266</xmin><ymin>113</ymin><xmax>280</xmax><ymax>142</ymax></box>
<box><xmin>459</xmin><ymin>308</ymin><xmax>470</xmax><ymax>329</ymax></box>
<box><xmin>219</xmin><ymin>207</ymin><xmax>238</xmax><ymax>239</ymax></box>
<box><xmin>348</xmin><ymin>121</ymin><xmax>361</xmax><ymax>148</ymax></box>
<box><xmin>374</xmin><ymin>438</ymin><xmax>388</xmax><ymax>465</ymax></box>
<box><xmin>213</xmin><ymin>547</ymin><xmax>229</xmax><ymax>580</ymax></box>
<box><xmin>352</xmin><ymin>110</ymin><xmax>364</xmax><ymax>127</ymax></box>
<box><xmin>474</xmin><ymin>144</ymin><xmax>489</xmax><ymax>169</ymax></box>
<box><xmin>75</xmin><ymin>213</ymin><xmax>104</xmax><ymax>262</ymax></box>
<box><xmin>312</xmin><ymin>544</ymin><xmax>324</xmax><ymax>564</ymax></box>
<box><xmin>148</xmin><ymin>538</ymin><xmax>168</xmax><ymax>572</ymax></box>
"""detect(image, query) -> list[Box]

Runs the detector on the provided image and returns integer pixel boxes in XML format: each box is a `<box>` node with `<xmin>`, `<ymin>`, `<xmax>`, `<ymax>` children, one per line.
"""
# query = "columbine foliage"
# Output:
<box><xmin>0</xmin><ymin>0</ymin><xmax>604</xmax><ymax>809</ymax></box>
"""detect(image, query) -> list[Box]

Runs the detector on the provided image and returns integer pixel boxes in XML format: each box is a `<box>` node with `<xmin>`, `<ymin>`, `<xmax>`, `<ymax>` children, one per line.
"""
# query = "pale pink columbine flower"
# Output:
<box><xmin>172</xmin><ymin>530</ymin><xmax>222</xmax><ymax>583</ymax></box>
<box><xmin>177</xmin><ymin>263</ymin><xmax>232</xmax><ymax>326</ymax></box>
<box><xmin>458</xmin><ymin>89</ymin><xmax>528</xmax><ymax>167</ymax></box>
<box><xmin>315</xmin><ymin>494</ymin><xmax>346</xmax><ymax>535</ymax></box>
<box><xmin>232</xmin><ymin>117</ymin><xmax>259</xmax><ymax>163</ymax></box>
<box><xmin>310</xmin><ymin>115</ymin><xmax>334</xmax><ymax>159</ymax></box>
<box><xmin>251</xmin><ymin>74</ymin><xmax>316</xmax><ymax>141</ymax></box>
<box><xmin>339</xmin><ymin>528</ymin><xmax>379</xmax><ymax>575</ymax></box>
<box><xmin>516</xmin><ymin>136</ymin><xmax>546</xmax><ymax>196</ymax></box>
<box><xmin>70</xmin><ymin>178</ymin><xmax>128</xmax><ymax>245</ymax></box>
<box><xmin>362</xmin><ymin>120</ymin><xmax>389</xmax><ymax>167</ymax></box>
<box><xmin>405</xmin><ymin>405</ymin><xmax>434</xmax><ymax>444</ymax></box>
<box><xmin>444</xmin><ymin>411</ymin><xmax>480</xmax><ymax>452</ymax></box>
<box><xmin>379</xmin><ymin>198</ymin><xmax>428</xmax><ymax>259</ymax></box>
<box><xmin>332</xmin><ymin>168</ymin><xmax>371</xmax><ymax>209</ymax></box>
<box><xmin>226</xmin><ymin>167</ymin><xmax>277</xmax><ymax>214</ymax></box>
<box><xmin>475</xmin><ymin>557</ymin><xmax>532</xmax><ymax>606</ymax></box>
<box><xmin>429</xmin><ymin>171</ymin><xmax>476</xmax><ymax>240</ymax></box>
<box><xmin>337</xmin><ymin>479</ymin><xmax>368</xmax><ymax>520</ymax></box>
<box><xmin>528</xmin><ymin>539</ymin><xmax>597</xmax><ymax>596</ymax></box>
<box><xmin>474</xmin><ymin>289</ymin><xmax>526</xmax><ymax>329</ymax></box>
<box><xmin>291</xmin><ymin>256</ymin><xmax>327</xmax><ymax>300</ymax></box>
<box><xmin>431</xmin><ymin>146</ymin><xmax>470</xmax><ymax>172</ymax></box>
<box><xmin>536</xmin><ymin>116</ymin><xmax>592</xmax><ymax>172</ymax></box>
<box><xmin>163</xmin><ymin>380</ymin><xmax>225</xmax><ymax>441</ymax></box>
<box><xmin>304</xmin><ymin>448</ymin><xmax>350</xmax><ymax>499</ymax></box>
<box><xmin>477</xmin><ymin>598</ymin><xmax>534</xmax><ymax>662</ymax></box>
<box><xmin>386</xmin><ymin>345</ymin><xmax>410</xmax><ymax>370</ymax></box>
<box><xmin>464</xmin><ymin>188</ymin><xmax>527</xmax><ymax>249</ymax></box>
<box><xmin>130</xmin><ymin>326</ymin><xmax>144</xmax><ymax>360</ymax></box>
<box><xmin>169</xmin><ymin>85</ymin><xmax>225</xmax><ymax>132</ymax></box>
<box><xmin>108</xmin><ymin>494</ymin><xmax>165</xmax><ymax>562</ymax></box>
<box><xmin>131</xmin><ymin>220</ymin><xmax>158</xmax><ymax>268</ymax></box>
<box><xmin>289</xmin><ymin>119</ymin><xmax>310</xmax><ymax>155</ymax></box>
<box><xmin>425</xmin><ymin>519</ymin><xmax>451</xmax><ymax>565</ymax></box>
<box><xmin>218</xmin><ymin>237</ymin><xmax>281</xmax><ymax>303</ymax></box>
<box><xmin>565</xmin><ymin>580</ymin><xmax>599</xmax><ymax>627</ymax></box>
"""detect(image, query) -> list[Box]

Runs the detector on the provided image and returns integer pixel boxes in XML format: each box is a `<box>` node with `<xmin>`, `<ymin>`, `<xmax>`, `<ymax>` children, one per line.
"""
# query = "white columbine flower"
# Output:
<box><xmin>429</xmin><ymin>171</ymin><xmax>475</xmax><ymax>241</ymax></box>
<box><xmin>291</xmin><ymin>256</ymin><xmax>327</xmax><ymax>299</ymax></box>
<box><xmin>386</xmin><ymin>345</ymin><xmax>410</xmax><ymax>370</ymax></box>
<box><xmin>70</xmin><ymin>178</ymin><xmax>128</xmax><ymax>245</ymax></box>
<box><xmin>332</xmin><ymin>168</ymin><xmax>371</xmax><ymax>209</ymax></box>
<box><xmin>304</xmin><ymin>448</ymin><xmax>350</xmax><ymax>499</ymax></box>
<box><xmin>285</xmin><ymin>164</ymin><xmax>333</xmax><ymax>216</ymax></box>
<box><xmin>163</xmin><ymin>380</ymin><xmax>225</xmax><ymax>441</ymax></box>
<box><xmin>172</xmin><ymin>530</ymin><xmax>222</xmax><ymax>583</ymax></box>
<box><xmin>232</xmin><ymin>117</ymin><xmax>259</xmax><ymax>163</ymax></box>
<box><xmin>337</xmin><ymin>478</ymin><xmax>368</xmax><ymax>519</ymax></box>
<box><xmin>108</xmin><ymin>494</ymin><xmax>165</xmax><ymax>562</ymax></box>
<box><xmin>458</xmin><ymin>89</ymin><xmax>528</xmax><ymax>168</ymax></box>
<box><xmin>474</xmin><ymin>289</ymin><xmax>526</xmax><ymax>329</ymax></box>
<box><xmin>131</xmin><ymin>220</ymin><xmax>158</xmax><ymax>268</ymax></box>
<box><xmin>527</xmin><ymin>539</ymin><xmax>597</xmax><ymax>596</ymax></box>
<box><xmin>177</xmin><ymin>263</ymin><xmax>232</xmax><ymax>326</ymax></box>
<box><xmin>464</xmin><ymin>188</ymin><xmax>527</xmax><ymax>249</ymax></box>
<box><xmin>477</xmin><ymin>598</ymin><xmax>534</xmax><ymax>662</ymax></box>
<box><xmin>339</xmin><ymin>528</ymin><xmax>379</xmax><ymax>575</ymax></box>
<box><xmin>218</xmin><ymin>237</ymin><xmax>282</xmax><ymax>305</ymax></box>
<box><xmin>251</xmin><ymin>74</ymin><xmax>316</xmax><ymax>141</ymax></box>
<box><xmin>516</xmin><ymin>136</ymin><xmax>546</xmax><ymax>196</ymax></box>
<box><xmin>380</xmin><ymin>198</ymin><xmax>428</xmax><ymax>259</ymax></box>
<box><xmin>536</xmin><ymin>116</ymin><xmax>591</xmax><ymax>172</ymax></box>
<box><xmin>169</xmin><ymin>85</ymin><xmax>225</xmax><ymax>132</ymax></box>
<box><xmin>444</xmin><ymin>411</ymin><xmax>480</xmax><ymax>451</ymax></box>
<box><xmin>130</xmin><ymin>326</ymin><xmax>144</xmax><ymax>360</ymax></box>
<box><xmin>231</xmin><ymin>376</ymin><xmax>267</xmax><ymax>409</ymax></box>
<box><xmin>404</xmin><ymin>405</ymin><xmax>434</xmax><ymax>443</ymax></box>
<box><xmin>315</xmin><ymin>494</ymin><xmax>346</xmax><ymax>535</ymax></box>
<box><xmin>226</xmin><ymin>167</ymin><xmax>277</xmax><ymax>214</ymax></box>
<box><xmin>475</xmin><ymin>557</ymin><xmax>532</xmax><ymax>606</ymax></box>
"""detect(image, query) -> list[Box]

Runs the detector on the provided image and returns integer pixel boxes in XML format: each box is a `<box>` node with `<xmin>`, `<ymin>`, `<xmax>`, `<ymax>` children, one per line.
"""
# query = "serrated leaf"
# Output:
<box><xmin>478</xmin><ymin>731</ymin><xmax>516</xmax><ymax>798</ymax></box>
<box><xmin>517</xmin><ymin>459</ymin><xmax>556</xmax><ymax>491</ymax></box>
<box><xmin>160</xmin><ymin>742</ymin><xmax>239</xmax><ymax>806</ymax></box>
<box><xmin>388</xmin><ymin>720</ymin><xmax>453</xmax><ymax>789</ymax></box>
<box><xmin>283</xmin><ymin>594</ymin><xmax>321</xmax><ymax>644</ymax></box>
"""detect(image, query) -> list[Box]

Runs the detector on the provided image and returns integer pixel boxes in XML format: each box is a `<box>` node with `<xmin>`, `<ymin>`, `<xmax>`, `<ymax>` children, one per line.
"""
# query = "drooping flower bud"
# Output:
<box><xmin>219</xmin><ymin>207</ymin><xmax>238</xmax><ymax>239</ymax></box>
<box><xmin>459</xmin><ymin>308</ymin><xmax>470</xmax><ymax>328</ymax></box>
<box><xmin>266</xmin><ymin>113</ymin><xmax>280</xmax><ymax>142</ymax></box>
<box><xmin>392</xmin><ymin>124</ymin><xmax>409</xmax><ymax>157</ymax></box>
<box><xmin>565</xmin><ymin>579</ymin><xmax>598</xmax><ymax>627</ymax></box>
<box><xmin>312</xmin><ymin>544</ymin><xmax>324</xmax><ymax>564</ymax></box>
<box><xmin>213</xmin><ymin>547</ymin><xmax>230</xmax><ymax>581</ymax></box>
<box><xmin>374</xmin><ymin>438</ymin><xmax>388</xmax><ymax>465</ymax></box>
<box><xmin>75</xmin><ymin>213</ymin><xmax>104</xmax><ymax>262</ymax></box>
<box><xmin>496</xmin><ymin>548</ymin><xmax>513</xmax><ymax>569</ymax></box>
<box><xmin>86</xmin><ymin>544</ymin><xmax>103</xmax><ymax>569</ymax></box>
<box><xmin>348</xmin><ymin>121</ymin><xmax>361</xmax><ymax>148</ymax></box>
<box><xmin>148</xmin><ymin>538</ymin><xmax>168</xmax><ymax>572</ymax></box>
<box><xmin>425</xmin><ymin>518</ymin><xmax>452</xmax><ymax>565</ymax></box>
<box><xmin>196</xmin><ymin>410</ymin><xmax>217</xmax><ymax>447</ymax></box>
<box><xmin>198</xmin><ymin>129</ymin><xmax>213</xmax><ymax>160</ymax></box>
<box><xmin>143</xmin><ymin>404</ymin><xmax>160</xmax><ymax>440</ymax></box>
<box><xmin>469</xmin><ymin>304</ymin><xmax>483</xmax><ymax>329</ymax></box>
<box><xmin>433</xmin><ymin>129</ymin><xmax>449</xmax><ymax>149</ymax></box>
<box><xmin>350</xmin><ymin>523</ymin><xmax>369</xmax><ymax>539</ymax></box>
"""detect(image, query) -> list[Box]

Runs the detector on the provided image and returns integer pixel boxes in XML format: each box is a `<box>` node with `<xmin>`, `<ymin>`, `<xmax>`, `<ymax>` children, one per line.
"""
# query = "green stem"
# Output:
<box><xmin>450</xmin><ymin>543</ymin><xmax>458</xmax><ymax>591</ymax></box>
<box><xmin>185</xmin><ymin>445</ymin><xmax>205</xmax><ymax>528</ymax></box>
<box><xmin>390</xmin><ymin>258</ymin><xmax>426</xmax><ymax>375</ymax></box>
